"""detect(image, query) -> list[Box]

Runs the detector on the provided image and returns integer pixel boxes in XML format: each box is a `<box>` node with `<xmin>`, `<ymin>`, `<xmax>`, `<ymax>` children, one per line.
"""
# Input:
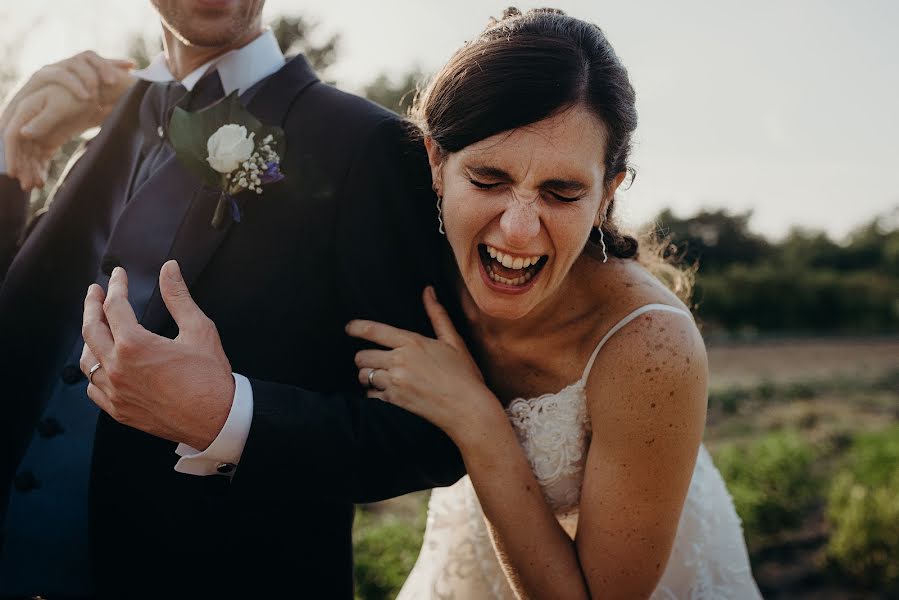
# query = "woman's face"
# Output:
<box><xmin>429</xmin><ymin>105</ymin><xmax>624</xmax><ymax>321</ymax></box>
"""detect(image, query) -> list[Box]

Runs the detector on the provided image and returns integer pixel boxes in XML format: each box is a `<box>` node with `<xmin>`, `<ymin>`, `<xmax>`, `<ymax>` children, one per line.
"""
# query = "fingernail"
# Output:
<box><xmin>428</xmin><ymin>286</ymin><xmax>437</xmax><ymax>300</ymax></box>
<box><xmin>164</xmin><ymin>260</ymin><xmax>183</xmax><ymax>282</ymax></box>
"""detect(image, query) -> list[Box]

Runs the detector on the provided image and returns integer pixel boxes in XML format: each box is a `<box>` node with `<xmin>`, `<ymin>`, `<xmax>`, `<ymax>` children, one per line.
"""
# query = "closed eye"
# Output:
<box><xmin>549</xmin><ymin>192</ymin><xmax>582</xmax><ymax>203</ymax></box>
<box><xmin>469</xmin><ymin>179</ymin><xmax>501</xmax><ymax>190</ymax></box>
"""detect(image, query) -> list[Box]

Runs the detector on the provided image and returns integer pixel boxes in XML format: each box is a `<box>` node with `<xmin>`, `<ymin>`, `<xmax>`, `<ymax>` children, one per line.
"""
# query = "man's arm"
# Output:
<box><xmin>80</xmin><ymin>113</ymin><xmax>466</xmax><ymax>502</ymax></box>
<box><xmin>237</xmin><ymin>378</ymin><xmax>464</xmax><ymax>502</ymax></box>
<box><xmin>0</xmin><ymin>170</ymin><xmax>28</xmax><ymax>282</ymax></box>
<box><xmin>231</xmin><ymin>116</ymin><xmax>466</xmax><ymax>501</ymax></box>
<box><xmin>0</xmin><ymin>52</ymin><xmax>133</xmax><ymax>280</ymax></box>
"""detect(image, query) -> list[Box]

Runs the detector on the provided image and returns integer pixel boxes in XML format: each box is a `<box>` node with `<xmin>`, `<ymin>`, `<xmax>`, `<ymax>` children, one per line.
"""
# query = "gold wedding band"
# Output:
<box><xmin>89</xmin><ymin>362</ymin><xmax>103</xmax><ymax>384</ymax></box>
<box><xmin>367</xmin><ymin>368</ymin><xmax>380</xmax><ymax>390</ymax></box>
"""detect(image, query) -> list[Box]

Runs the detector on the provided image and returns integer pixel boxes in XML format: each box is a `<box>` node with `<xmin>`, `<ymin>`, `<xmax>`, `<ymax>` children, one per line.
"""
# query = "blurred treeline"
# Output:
<box><xmin>653</xmin><ymin>208</ymin><xmax>899</xmax><ymax>337</ymax></box>
<box><xmin>3</xmin><ymin>15</ymin><xmax>897</xmax><ymax>338</ymax></box>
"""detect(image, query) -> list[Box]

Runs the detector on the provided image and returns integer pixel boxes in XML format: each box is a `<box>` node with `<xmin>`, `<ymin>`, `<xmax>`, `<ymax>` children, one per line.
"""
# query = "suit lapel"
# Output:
<box><xmin>139</xmin><ymin>56</ymin><xmax>319</xmax><ymax>332</ymax></box>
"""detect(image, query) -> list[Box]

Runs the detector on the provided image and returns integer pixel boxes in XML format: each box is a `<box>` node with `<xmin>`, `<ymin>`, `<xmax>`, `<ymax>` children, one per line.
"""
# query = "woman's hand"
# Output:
<box><xmin>1</xmin><ymin>51</ymin><xmax>135</xmax><ymax>191</ymax></box>
<box><xmin>347</xmin><ymin>286</ymin><xmax>502</xmax><ymax>443</ymax></box>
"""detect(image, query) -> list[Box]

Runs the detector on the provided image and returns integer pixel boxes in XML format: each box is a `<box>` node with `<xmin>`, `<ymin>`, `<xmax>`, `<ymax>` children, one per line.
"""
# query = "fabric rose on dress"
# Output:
<box><xmin>206</xmin><ymin>124</ymin><xmax>255</xmax><ymax>174</ymax></box>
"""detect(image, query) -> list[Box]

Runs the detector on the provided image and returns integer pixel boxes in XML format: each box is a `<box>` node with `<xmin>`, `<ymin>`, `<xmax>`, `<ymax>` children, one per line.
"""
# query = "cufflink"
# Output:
<box><xmin>216</xmin><ymin>463</ymin><xmax>236</xmax><ymax>475</ymax></box>
<box><xmin>157</xmin><ymin>125</ymin><xmax>165</xmax><ymax>138</ymax></box>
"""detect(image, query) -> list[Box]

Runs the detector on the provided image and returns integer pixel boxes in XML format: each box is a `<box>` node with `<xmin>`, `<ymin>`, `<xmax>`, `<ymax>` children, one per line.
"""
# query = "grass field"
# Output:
<box><xmin>354</xmin><ymin>336</ymin><xmax>899</xmax><ymax>600</ymax></box>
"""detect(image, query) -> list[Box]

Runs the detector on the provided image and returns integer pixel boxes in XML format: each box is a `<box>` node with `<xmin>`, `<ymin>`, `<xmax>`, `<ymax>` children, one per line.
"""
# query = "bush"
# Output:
<box><xmin>353</xmin><ymin>509</ymin><xmax>425</xmax><ymax>600</ymax></box>
<box><xmin>710</xmin><ymin>386</ymin><xmax>751</xmax><ymax>414</ymax></box>
<box><xmin>825</xmin><ymin>426</ymin><xmax>899</xmax><ymax>591</ymax></box>
<box><xmin>715</xmin><ymin>431</ymin><xmax>818</xmax><ymax>541</ymax></box>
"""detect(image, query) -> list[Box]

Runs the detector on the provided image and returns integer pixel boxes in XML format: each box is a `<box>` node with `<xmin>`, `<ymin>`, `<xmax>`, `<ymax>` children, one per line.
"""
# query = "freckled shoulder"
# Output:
<box><xmin>583</xmin><ymin>305</ymin><xmax>709</xmax><ymax>445</ymax></box>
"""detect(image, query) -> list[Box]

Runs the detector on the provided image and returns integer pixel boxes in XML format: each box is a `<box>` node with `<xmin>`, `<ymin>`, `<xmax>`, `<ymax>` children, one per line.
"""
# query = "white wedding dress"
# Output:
<box><xmin>398</xmin><ymin>304</ymin><xmax>762</xmax><ymax>599</ymax></box>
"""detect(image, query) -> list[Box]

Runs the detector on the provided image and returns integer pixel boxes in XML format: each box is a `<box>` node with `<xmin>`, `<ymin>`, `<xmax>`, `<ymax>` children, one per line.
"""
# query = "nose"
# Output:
<box><xmin>499</xmin><ymin>201</ymin><xmax>541</xmax><ymax>248</ymax></box>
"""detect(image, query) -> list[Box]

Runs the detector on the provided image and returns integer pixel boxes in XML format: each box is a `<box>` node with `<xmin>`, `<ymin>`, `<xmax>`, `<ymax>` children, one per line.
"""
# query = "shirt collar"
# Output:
<box><xmin>131</xmin><ymin>28</ymin><xmax>285</xmax><ymax>95</ymax></box>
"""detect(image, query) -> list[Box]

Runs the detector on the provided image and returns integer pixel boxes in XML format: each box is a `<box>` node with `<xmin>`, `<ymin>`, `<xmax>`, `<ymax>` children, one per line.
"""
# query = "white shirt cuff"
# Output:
<box><xmin>174</xmin><ymin>373</ymin><xmax>254</xmax><ymax>477</ymax></box>
<box><xmin>0</xmin><ymin>139</ymin><xmax>7</xmax><ymax>175</ymax></box>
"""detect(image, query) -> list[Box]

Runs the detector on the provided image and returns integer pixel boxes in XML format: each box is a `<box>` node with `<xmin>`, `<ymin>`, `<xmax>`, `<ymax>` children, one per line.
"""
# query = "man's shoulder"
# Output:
<box><xmin>284</xmin><ymin>80</ymin><xmax>413</xmax><ymax>147</ymax></box>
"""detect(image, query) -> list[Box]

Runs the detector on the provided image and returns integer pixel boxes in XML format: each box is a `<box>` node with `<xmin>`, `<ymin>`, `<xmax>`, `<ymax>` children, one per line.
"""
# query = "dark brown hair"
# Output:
<box><xmin>413</xmin><ymin>7</ymin><xmax>639</xmax><ymax>259</ymax></box>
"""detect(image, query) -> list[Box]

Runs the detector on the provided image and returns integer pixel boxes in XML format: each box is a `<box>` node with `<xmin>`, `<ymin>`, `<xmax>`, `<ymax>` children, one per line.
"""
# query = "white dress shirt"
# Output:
<box><xmin>0</xmin><ymin>29</ymin><xmax>285</xmax><ymax>477</ymax></box>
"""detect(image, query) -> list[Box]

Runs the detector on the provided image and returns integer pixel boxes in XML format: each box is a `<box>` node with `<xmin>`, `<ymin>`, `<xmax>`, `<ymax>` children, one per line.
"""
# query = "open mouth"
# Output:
<box><xmin>478</xmin><ymin>244</ymin><xmax>549</xmax><ymax>288</ymax></box>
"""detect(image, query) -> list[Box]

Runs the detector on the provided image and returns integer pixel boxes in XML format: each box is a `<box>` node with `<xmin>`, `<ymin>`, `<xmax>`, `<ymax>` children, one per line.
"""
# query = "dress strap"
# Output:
<box><xmin>580</xmin><ymin>304</ymin><xmax>694</xmax><ymax>382</ymax></box>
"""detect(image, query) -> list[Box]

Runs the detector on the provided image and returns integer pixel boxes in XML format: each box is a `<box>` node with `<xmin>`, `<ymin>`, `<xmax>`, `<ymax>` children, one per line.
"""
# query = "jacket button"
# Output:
<box><xmin>13</xmin><ymin>470</ymin><xmax>41</xmax><ymax>492</ymax></box>
<box><xmin>216</xmin><ymin>463</ymin><xmax>235</xmax><ymax>475</ymax></box>
<box><xmin>37</xmin><ymin>417</ymin><xmax>65</xmax><ymax>439</ymax></box>
<box><xmin>61</xmin><ymin>365</ymin><xmax>84</xmax><ymax>384</ymax></box>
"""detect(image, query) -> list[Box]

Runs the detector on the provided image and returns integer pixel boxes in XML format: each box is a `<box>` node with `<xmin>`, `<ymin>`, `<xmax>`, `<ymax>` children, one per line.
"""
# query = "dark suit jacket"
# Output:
<box><xmin>0</xmin><ymin>55</ymin><xmax>465</xmax><ymax>598</ymax></box>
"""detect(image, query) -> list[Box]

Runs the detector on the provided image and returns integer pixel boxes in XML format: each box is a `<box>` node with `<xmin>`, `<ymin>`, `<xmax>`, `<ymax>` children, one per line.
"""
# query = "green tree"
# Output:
<box><xmin>363</xmin><ymin>67</ymin><xmax>426</xmax><ymax>116</ymax></box>
<box><xmin>653</xmin><ymin>208</ymin><xmax>771</xmax><ymax>273</ymax></box>
<box><xmin>270</xmin><ymin>14</ymin><xmax>340</xmax><ymax>76</ymax></box>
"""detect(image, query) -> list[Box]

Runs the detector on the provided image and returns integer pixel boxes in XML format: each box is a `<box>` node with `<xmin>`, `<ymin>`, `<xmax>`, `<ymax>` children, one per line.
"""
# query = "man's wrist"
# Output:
<box><xmin>184</xmin><ymin>374</ymin><xmax>236</xmax><ymax>451</ymax></box>
<box><xmin>174</xmin><ymin>373</ymin><xmax>253</xmax><ymax>477</ymax></box>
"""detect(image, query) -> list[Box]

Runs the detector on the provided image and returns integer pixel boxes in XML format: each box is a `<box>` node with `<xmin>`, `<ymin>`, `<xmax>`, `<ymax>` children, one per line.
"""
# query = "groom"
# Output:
<box><xmin>0</xmin><ymin>0</ymin><xmax>464</xmax><ymax>597</ymax></box>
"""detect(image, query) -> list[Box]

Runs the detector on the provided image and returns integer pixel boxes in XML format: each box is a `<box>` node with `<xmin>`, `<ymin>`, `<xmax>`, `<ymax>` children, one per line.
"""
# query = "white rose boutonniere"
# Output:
<box><xmin>168</xmin><ymin>91</ymin><xmax>285</xmax><ymax>229</ymax></box>
<box><xmin>206</xmin><ymin>124</ymin><xmax>255</xmax><ymax>174</ymax></box>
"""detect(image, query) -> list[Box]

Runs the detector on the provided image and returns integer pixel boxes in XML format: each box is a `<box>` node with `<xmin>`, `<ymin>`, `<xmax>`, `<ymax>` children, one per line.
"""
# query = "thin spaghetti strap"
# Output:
<box><xmin>580</xmin><ymin>304</ymin><xmax>693</xmax><ymax>382</ymax></box>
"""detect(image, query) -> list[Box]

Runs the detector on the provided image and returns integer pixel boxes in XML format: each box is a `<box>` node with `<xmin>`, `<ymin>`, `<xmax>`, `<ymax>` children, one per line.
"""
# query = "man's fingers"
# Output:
<box><xmin>37</xmin><ymin>65</ymin><xmax>91</xmax><ymax>100</ymax></box>
<box><xmin>103</xmin><ymin>267</ymin><xmax>139</xmax><ymax>340</ymax></box>
<box><xmin>159</xmin><ymin>260</ymin><xmax>208</xmax><ymax>333</ymax></box>
<box><xmin>3</xmin><ymin>96</ymin><xmax>43</xmax><ymax>186</ymax></box>
<box><xmin>83</xmin><ymin>53</ymin><xmax>134</xmax><ymax>85</ymax></box>
<box><xmin>83</xmin><ymin>283</ymin><xmax>115</xmax><ymax>362</ymax></box>
<box><xmin>20</xmin><ymin>104</ymin><xmax>67</xmax><ymax>141</ymax></box>
<box><xmin>345</xmin><ymin>320</ymin><xmax>418</xmax><ymax>350</ymax></box>
<box><xmin>79</xmin><ymin>342</ymin><xmax>110</xmax><ymax>390</ymax></box>
<box><xmin>423</xmin><ymin>286</ymin><xmax>464</xmax><ymax>348</ymax></box>
<box><xmin>86</xmin><ymin>380</ymin><xmax>114</xmax><ymax>415</ymax></box>
<box><xmin>64</xmin><ymin>59</ymin><xmax>100</xmax><ymax>99</ymax></box>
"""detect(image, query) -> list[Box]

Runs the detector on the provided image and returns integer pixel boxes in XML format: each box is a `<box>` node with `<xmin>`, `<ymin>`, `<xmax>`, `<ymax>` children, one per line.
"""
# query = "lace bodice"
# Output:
<box><xmin>505</xmin><ymin>304</ymin><xmax>687</xmax><ymax>529</ymax></box>
<box><xmin>398</xmin><ymin>304</ymin><xmax>762</xmax><ymax>599</ymax></box>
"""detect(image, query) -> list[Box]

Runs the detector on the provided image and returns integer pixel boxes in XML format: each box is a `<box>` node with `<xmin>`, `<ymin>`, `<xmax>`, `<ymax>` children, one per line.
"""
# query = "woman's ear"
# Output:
<box><xmin>424</xmin><ymin>136</ymin><xmax>444</xmax><ymax>195</ymax></box>
<box><xmin>595</xmin><ymin>171</ymin><xmax>628</xmax><ymax>227</ymax></box>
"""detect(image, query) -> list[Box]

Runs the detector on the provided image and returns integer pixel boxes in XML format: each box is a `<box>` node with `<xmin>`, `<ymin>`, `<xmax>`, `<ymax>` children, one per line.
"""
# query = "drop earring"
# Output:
<box><xmin>436</xmin><ymin>195</ymin><xmax>445</xmax><ymax>235</ymax></box>
<box><xmin>597</xmin><ymin>224</ymin><xmax>608</xmax><ymax>263</ymax></box>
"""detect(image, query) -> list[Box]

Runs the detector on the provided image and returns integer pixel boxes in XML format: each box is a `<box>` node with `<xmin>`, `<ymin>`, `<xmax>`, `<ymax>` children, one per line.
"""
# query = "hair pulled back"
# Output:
<box><xmin>413</xmin><ymin>7</ymin><xmax>639</xmax><ymax>259</ymax></box>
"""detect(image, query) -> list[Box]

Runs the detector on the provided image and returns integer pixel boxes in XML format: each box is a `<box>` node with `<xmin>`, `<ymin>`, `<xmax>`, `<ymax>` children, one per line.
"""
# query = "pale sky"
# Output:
<box><xmin>2</xmin><ymin>0</ymin><xmax>897</xmax><ymax>240</ymax></box>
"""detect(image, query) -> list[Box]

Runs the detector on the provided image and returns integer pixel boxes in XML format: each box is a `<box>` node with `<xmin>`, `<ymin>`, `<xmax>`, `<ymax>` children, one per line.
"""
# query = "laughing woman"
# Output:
<box><xmin>347</xmin><ymin>9</ymin><xmax>762</xmax><ymax>600</ymax></box>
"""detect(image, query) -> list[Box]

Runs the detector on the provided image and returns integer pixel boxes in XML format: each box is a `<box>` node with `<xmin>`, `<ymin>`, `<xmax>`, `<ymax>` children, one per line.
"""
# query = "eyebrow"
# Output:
<box><xmin>465</xmin><ymin>165</ymin><xmax>589</xmax><ymax>193</ymax></box>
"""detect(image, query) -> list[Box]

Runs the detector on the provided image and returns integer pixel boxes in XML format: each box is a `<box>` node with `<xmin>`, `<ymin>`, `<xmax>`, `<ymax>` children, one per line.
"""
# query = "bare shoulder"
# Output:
<box><xmin>580</xmin><ymin>258</ymin><xmax>708</xmax><ymax>451</ymax></box>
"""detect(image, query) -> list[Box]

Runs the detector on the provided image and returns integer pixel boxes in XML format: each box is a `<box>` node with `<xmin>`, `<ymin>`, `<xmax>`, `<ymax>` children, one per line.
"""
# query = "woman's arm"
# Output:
<box><xmin>573</xmin><ymin>310</ymin><xmax>708</xmax><ymax>598</ymax></box>
<box><xmin>349</xmin><ymin>297</ymin><xmax>707</xmax><ymax>600</ymax></box>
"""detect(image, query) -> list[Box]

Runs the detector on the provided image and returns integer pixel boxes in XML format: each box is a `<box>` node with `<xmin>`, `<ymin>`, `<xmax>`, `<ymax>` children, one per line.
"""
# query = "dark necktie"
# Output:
<box><xmin>130</xmin><ymin>71</ymin><xmax>225</xmax><ymax>198</ymax></box>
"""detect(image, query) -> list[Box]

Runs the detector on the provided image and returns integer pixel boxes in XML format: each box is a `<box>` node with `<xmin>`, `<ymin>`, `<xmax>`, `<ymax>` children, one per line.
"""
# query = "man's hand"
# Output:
<box><xmin>80</xmin><ymin>261</ymin><xmax>236</xmax><ymax>450</ymax></box>
<box><xmin>1</xmin><ymin>51</ymin><xmax>134</xmax><ymax>191</ymax></box>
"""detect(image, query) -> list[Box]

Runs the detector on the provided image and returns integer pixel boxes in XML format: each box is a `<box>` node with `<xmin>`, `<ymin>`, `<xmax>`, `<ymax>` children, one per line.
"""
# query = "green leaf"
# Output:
<box><xmin>168</xmin><ymin>91</ymin><xmax>287</xmax><ymax>189</ymax></box>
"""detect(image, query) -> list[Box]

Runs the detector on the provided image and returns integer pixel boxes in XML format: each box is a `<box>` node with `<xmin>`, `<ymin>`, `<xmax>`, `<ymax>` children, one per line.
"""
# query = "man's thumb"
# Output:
<box><xmin>159</xmin><ymin>260</ymin><xmax>201</xmax><ymax>327</ymax></box>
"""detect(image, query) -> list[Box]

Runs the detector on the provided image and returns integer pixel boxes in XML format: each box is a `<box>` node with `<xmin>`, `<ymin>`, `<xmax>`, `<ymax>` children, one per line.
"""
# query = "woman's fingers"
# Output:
<box><xmin>423</xmin><ymin>286</ymin><xmax>464</xmax><ymax>348</ymax></box>
<box><xmin>354</xmin><ymin>349</ymin><xmax>393</xmax><ymax>370</ymax></box>
<box><xmin>346</xmin><ymin>319</ymin><xmax>418</xmax><ymax>349</ymax></box>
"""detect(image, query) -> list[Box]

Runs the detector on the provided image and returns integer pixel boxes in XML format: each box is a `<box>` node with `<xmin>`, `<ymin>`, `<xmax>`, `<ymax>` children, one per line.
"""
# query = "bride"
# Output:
<box><xmin>347</xmin><ymin>8</ymin><xmax>762</xmax><ymax>599</ymax></box>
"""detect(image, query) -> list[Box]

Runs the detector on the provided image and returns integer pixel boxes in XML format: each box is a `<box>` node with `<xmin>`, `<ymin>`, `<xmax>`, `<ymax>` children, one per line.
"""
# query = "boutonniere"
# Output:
<box><xmin>169</xmin><ymin>91</ymin><xmax>286</xmax><ymax>229</ymax></box>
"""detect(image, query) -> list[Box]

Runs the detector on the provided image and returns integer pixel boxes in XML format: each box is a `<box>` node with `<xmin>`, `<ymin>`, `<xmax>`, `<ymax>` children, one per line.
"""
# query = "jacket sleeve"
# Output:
<box><xmin>0</xmin><ymin>175</ymin><xmax>28</xmax><ymax>284</ymax></box>
<box><xmin>232</xmin><ymin>116</ymin><xmax>466</xmax><ymax>502</ymax></box>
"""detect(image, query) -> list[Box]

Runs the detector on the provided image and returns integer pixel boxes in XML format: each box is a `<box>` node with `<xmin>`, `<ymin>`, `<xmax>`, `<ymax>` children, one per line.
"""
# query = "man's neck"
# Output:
<box><xmin>161</xmin><ymin>27</ymin><xmax>265</xmax><ymax>80</ymax></box>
